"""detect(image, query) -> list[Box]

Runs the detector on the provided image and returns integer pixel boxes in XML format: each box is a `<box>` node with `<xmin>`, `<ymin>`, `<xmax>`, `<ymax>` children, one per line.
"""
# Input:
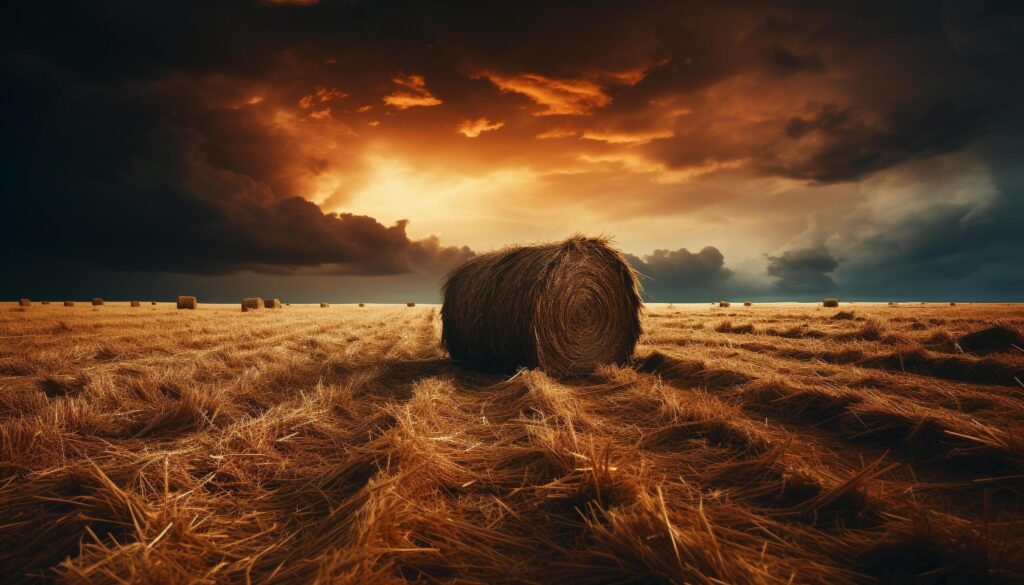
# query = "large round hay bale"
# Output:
<box><xmin>263</xmin><ymin>298</ymin><xmax>281</xmax><ymax>309</ymax></box>
<box><xmin>358</xmin><ymin>303</ymin><xmax>365</xmax><ymax>308</ymax></box>
<box><xmin>41</xmin><ymin>301</ymin><xmax>50</xmax><ymax>305</ymax></box>
<box><xmin>150</xmin><ymin>301</ymin><xmax>157</xmax><ymax>305</ymax></box>
<box><xmin>823</xmin><ymin>298</ymin><xmax>839</xmax><ymax>307</ymax></box>
<box><xmin>441</xmin><ymin>236</ymin><xmax>643</xmax><ymax>377</ymax></box>
<box><xmin>320</xmin><ymin>302</ymin><xmax>329</xmax><ymax>308</ymax></box>
<box><xmin>718</xmin><ymin>301</ymin><xmax>731</xmax><ymax>308</ymax></box>
<box><xmin>176</xmin><ymin>296</ymin><xmax>197</xmax><ymax>310</ymax></box>
<box><xmin>130</xmin><ymin>301</ymin><xmax>141</xmax><ymax>307</ymax></box>
<box><xmin>242</xmin><ymin>298</ymin><xmax>262</xmax><ymax>312</ymax></box>
<box><xmin>92</xmin><ymin>298</ymin><xmax>104</xmax><ymax>306</ymax></box>
<box><xmin>407</xmin><ymin>302</ymin><xmax>416</xmax><ymax>307</ymax></box>
<box><xmin>18</xmin><ymin>299</ymin><xmax>31</xmax><ymax>307</ymax></box>
<box><xmin>743</xmin><ymin>301</ymin><xmax>752</xmax><ymax>307</ymax></box>
<box><xmin>64</xmin><ymin>301</ymin><xmax>74</xmax><ymax>307</ymax></box>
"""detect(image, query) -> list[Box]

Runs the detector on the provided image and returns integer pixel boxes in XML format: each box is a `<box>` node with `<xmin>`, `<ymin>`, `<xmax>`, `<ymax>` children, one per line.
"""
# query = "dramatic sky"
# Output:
<box><xmin>3</xmin><ymin>0</ymin><xmax>1023</xmax><ymax>302</ymax></box>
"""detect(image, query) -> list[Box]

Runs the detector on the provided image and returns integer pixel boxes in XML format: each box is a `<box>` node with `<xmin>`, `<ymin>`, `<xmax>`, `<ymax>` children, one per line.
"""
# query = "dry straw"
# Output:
<box><xmin>441</xmin><ymin>235</ymin><xmax>642</xmax><ymax>378</ymax></box>
<box><xmin>176</xmin><ymin>296</ymin><xmax>197</xmax><ymax>310</ymax></box>
<box><xmin>823</xmin><ymin>298</ymin><xmax>839</xmax><ymax>308</ymax></box>
<box><xmin>18</xmin><ymin>299</ymin><xmax>31</xmax><ymax>307</ymax></box>
<box><xmin>130</xmin><ymin>301</ymin><xmax>140</xmax><ymax>307</ymax></box>
<box><xmin>242</xmin><ymin>298</ymin><xmax>262</xmax><ymax>312</ymax></box>
<box><xmin>92</xmin><ymin>298</ymin><xmax>104</xmax><ymax>306</ymax></box>
<box><xmin>264</xmin><ymin>298</ymin><xmax>282</xmax><ymax>309</ymax></box>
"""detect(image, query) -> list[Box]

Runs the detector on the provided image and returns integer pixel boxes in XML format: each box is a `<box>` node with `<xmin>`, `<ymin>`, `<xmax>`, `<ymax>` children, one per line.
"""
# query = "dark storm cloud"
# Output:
<box><xmin>766</xmin><ymin>247</ymin><xmax>838</xmax><ymax>294</ymax></box>
<box><xmin>626</xmin><ymin>246</ymin><xmax>733</xmax><ymax>301</ymax></box>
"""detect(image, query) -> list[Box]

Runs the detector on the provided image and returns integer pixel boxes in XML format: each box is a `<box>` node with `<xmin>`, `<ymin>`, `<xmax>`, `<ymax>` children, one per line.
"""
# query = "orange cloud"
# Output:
<box><xmin>457</xmin><ymin>117</ymin><xmax>504</xmax><ymax>137</ymax></box>
<box><xmin>536</xmin><ymin>128</ymin><xmax>577</xmax><ymax>139</ymax></box>
<box><xmin>383</xmin><ymin>74</ymin><xmax>442</xmax><ymax>109</ymax></box>
<box><xmin>582</xmin><ymin>129</ymin><xmax>675</xmax><ymax>145</ymax></box>
<box><xmin>299</xmin><ymin>86</ymin><xmax>346</xmax><ymax>109</ymax></box>
<box><xmin>482</xmin><ymin>72</ymin><xmax>610</xmax><ymax>115</ymax></box>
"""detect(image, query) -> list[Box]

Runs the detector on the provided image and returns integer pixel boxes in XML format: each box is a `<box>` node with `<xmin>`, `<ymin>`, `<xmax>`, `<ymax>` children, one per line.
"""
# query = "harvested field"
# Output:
<box><xmin>1</xmin><ymin>302</ymin><xmax>1023</xmax><ymax>584</ymax></box>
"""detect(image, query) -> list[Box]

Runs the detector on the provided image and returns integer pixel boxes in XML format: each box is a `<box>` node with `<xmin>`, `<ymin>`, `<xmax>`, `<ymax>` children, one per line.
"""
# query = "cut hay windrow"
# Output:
<box><xmin>176</xmin><ymin>296</ymin><xmax>197</xmax><ymax>310</ymax></box>
<box><xmin>18</xmin><ymin>299</ymin><xmax>31</xmax><ymax>307</ymax></box>
<box><xmin>441</xmin><ymin>235</ymin><xmax>643</xmax><ymax>378</ymax></box>
<box><xmin>242</xmin><ymin>298</ymin><xmax>262</xmax><ymax>312</ymax></box>
<box><xmin>130</xmin><ymin>301</ymin><xmax>140</xmax><ymax>307</ymax></box>
<box><xmin>91</xmin><ymin>298</ymin><xmax>104</xmax><ymax>306</ymax></box>
<box><xmin>264</xmin><ymin>298</ymin><xmax>282</xmax><ymax>309</ymax></box>
<box><xmin>823</xmin><ymin>298</ymin><xmax>839</xmax><ymax>307</ymax></box>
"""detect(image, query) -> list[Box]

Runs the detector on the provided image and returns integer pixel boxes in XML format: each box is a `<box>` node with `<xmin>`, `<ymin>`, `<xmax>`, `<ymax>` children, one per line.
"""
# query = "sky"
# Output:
<box><xmin>2</xmin><ymin>0</ymin><xmax>1023</xmax><ymax>302</ymax></box>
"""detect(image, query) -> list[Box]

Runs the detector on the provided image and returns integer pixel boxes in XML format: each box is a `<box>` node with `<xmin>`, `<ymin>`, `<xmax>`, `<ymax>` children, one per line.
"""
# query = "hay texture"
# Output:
<box><xmin>441</xmin><ymin>235</ymin><xmax>643</xmax><ymax>378</ymax></box>
<box><xmin>242</xmin><ymin>298</ymin><xmax>262</xmax><ymax>312</ymax></box>
<box><xmin>177</xmin><ymin>296</ymin><xmax>197</xmax><ymax>310</ymax></box>
<box><xmin>92</xmin><ymin>298</ymin><xmax>104</xmax><ymax>306</ymax></box>
<box><xmin>18</xmin><ymin>299</ymin><xmax>31</xmax><ymax>307</ymax></box>
<box><xmin>130</xmin><ymin>301</ymin><xmax>141</xmax><ymax>307</ymax></box>
<box><xmin>823</xmin><ymin>298</ymin><xmax>839</xmax><ymax>308</ymax></box>
<box><xmin>264</xmin><ymin>298</ymin><xmax>282</xmax><ymax>309</ymax></box>
<box><xmin>64</xmin><ymin>301</ymin><xmax>74</xmax><ymax>307</ymax></box>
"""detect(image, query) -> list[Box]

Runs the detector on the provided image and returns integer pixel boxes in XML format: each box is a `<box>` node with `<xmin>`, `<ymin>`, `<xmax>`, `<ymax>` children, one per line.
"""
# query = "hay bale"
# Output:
<box><xmin>92</xmin><ymin>298</ymin><xmax>104</xmax><ymax>306</ymax></box>
<box><xmin>407</xmin><ymin>302</ymin><xmax>416</xmax><ymax>307</ymax></box>
<box><xmin>718</xmin><ymin>301</ymin><xmax>731</xmax><ymax>308</ymax></box>
<box><xmin>130</xmin><ymin>301</ymin><xmax>141</xmax><ymax>307</ymax></box>
<box><xmin>151</xmin><ymin>301</ymin><xmax>157</xmax><ymax>305</ymax></box>
<box><xmin>320</xmin><ymin>302</ymin><xmax>329</xmax><ymax>308</ymax></box>
<box><xmin>358</xmin><ymin>303</ymin><xmax>365</xmax><ymax>307</ymax></box>
<box><xmin>441</xmin><ymin>235</ymin><xmax>642</xmax><ymax>377</ymax></box>
<box><xmin>823</xmin><ymin>298</ymin><xmax>839</xmax><ymax>307</ymax></box>
<box><xmin>176</xmin><ymin>296</ymin><xmax>197</xmax><ymax>310</ymax></box>
<box><xmin>41</xmin><ymin>301</ymin><xmax>50</xmax><ymax>305</ymax></box>
<box><xmin>264</xmin><ymin>298</ymin><xmax>282</xmax><ymax>309</ymax></box>
<box><xmin>18</xmin><ymin>299</ymin><xmax>31</xmax><ymax>307</ymax></box>
<box><xmin>242</xmin><ymin>298</ymin><xmax>262</xmax><ymax>312</ymax></box>
<box><xmin>950</xmin><ymin>302</ymin><xmax>957</xmax><ymax>306</ymax></box>
<box><xmin>64</xmin><ymin>301</ymin><xmax>74</xmax><ymax>307</ymax></box>
<box><xmin>743</xmin><ymin>301</ymin><xmax>752</xmax><ymax>307</ymax></box>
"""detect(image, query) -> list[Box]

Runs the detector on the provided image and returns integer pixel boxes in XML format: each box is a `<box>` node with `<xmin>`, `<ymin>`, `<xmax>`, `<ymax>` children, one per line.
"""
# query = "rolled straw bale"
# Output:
<box><xmin>407</xmin><ymin>302</ymin><xmax>416</xmax><ymax>307</ymax></box>
<box><xmin>441</xmin><ymin>235</ymin><xmax>642</xmax><ymax>378</ymax></box>
<box><xmin>242</xmin><ymin>298</ymin><xmax>262</xmax><ymax>312</ymax></box>
<box><xmin>18</xmin><ymin>299</ymin><xmax>31</xmax><ymax>307</ymax></box>
<box><xmin>264</xmin><ymin>298</ymin><xmax>282</xmax><ymax>309</ymax></box>
<box><xmin>176</xmin><ymin>296</ymin><xmax>197</xmax><ymax>310</ymax></box>
<box><xmin>743</xmin><ymin>301</ymin><xmax>752</xmax><ymax>307</ymax></box>
<box><xmin>130</xmin><ymin>301</ymin><xmax>141</xmax><ymax>307</ymax></box>
<box><xmin>92</xmin><ymin>298</ymin><xmax>104</xmax><ymax>306</ymax></box>
<box><xmin>151</xmin><ymin>301</ymin><xmax>157</xmax><ymax>305</ymax></box>
<box><xmin>64</xmin><ymin>301</ymin><xmax>74</xmax><ymax>307</ymax></box>
<box><xmin>320</xmin><ymin>302</ymin><xmax>329</xmax><ymax>308</ymax></box>
<box><xmin>823</xmin><ymin>298</ymin><xmax>839</xmax><ymax>308</ymax></box>
<box><xmin>719</xmin><ymin>301</ymin><xmax>731</xmax><ymax>308</ymax></box>
<box><xmin>358</xmin><ymin>303</ymin><xmax>365</xmax><ymax>307</ymax></box>
<box><xmin>41</xmin><ymin>301</ymin><xmax>50</xmax><ymax>305</ymax></box>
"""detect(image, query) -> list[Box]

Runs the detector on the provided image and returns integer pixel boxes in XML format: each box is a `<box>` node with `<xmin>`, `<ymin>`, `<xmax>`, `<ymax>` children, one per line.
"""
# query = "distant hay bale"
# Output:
<box><xmin>407</xmin><ymin>302</ymin><xmax>416</xmax><ymax>307</ymax></box>
<box><xmin>151</xmin><ymin>301</ymin><xmax>157</xmax><ymax>305</ymax></box>
<box><xmin>92</xmin><ymin>298</ymin><xmax>104</xmax><ymax>306</ymax></box>
<box><xmin>64</xmin><ymin>301</ymin><xmax>74</xmax><ymax>307</ymax></box>
<box><xmin>41</xmin><ymin>301</ymin><xmax>50</xmax><ymax>305</ymax></box>
<box><xmin>264</xmin><ymin>298</ymin><xmax>282</xmax><ymax>309</ymax></box>
<box><xmin>441</xmin><ymin>235</ymin><xmax>643</xmax><ymax>378</ymax></box>
<box><xmin>130</xmin><ymin>301</ymin><xmax>140</xmax><ymax>307</ymax></box>
<box><xmin>242</xmin><ymin>298</ymin><xmax>262</xmax><ymax>312</ymax></box>
<box><xmin>320</xmin><ymin>302</ymin><xmax>329</xmax><ymax>308</ymax></box>
<box><xmin>719</xmin><ymin>301</ymin><xmax>731</xmax><ymax>308</ymax></box>
<box><xmin>358</xmin><ymin>303</ymin><xmax>365</xmax><ymax>307</ymax></box>
<box><xmin>18</xmin><ymin>299</ymin><xmax>31</xmax><ymax>307</ymax></box>
<box><xmin>176</xmin><ymin>296</ymin><xmax>197</xmax><ymax>310</ymax></box>
<box><xmin>950</xmin><ymin>302</ymin><xmax>957</xmax><ymax>306</ymax></box>
<box><xmin>743</xmin><ymin>301</ymin><xmax>752</xmax><ymax>307</ymax></box>
<box><xmin>823</xmin><ymin>298</ymin><xmax>839</xmax><ymax>308</ymax></box>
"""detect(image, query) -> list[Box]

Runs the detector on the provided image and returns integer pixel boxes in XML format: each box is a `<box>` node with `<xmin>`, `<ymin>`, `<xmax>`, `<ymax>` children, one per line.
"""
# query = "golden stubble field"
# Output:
<box><xmin>1</xmin><ymin>302</ymin><xmax>1023</xmax><ymax>584</ymax></box>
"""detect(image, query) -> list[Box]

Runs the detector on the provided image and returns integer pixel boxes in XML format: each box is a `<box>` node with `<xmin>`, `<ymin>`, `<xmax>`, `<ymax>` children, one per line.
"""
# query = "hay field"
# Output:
<box><xmin>1</xmin><ymin>302</ymin><xmax>1023</xmax><ymax>584</ymax></box>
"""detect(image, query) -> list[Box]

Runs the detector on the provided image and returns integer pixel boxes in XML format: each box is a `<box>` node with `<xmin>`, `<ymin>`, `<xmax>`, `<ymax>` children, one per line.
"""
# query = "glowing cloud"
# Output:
<box><xmin>582</xmin><ymin>129</ymin><xmax>675</xmax><ymax>145</ymax></box>
<box><xmin>482</xmin><ymin>72</ymin><xmax>610</xmax><ymax>115</ymax></box>
<box><xmin>457</xmin><ymin>118</ymin><xmax>504</xmax><ymax>137</ymax></box>
<box><xmin>383</xmin><ymin>74</ymin><xmax>442</xmax><ymax>109</ymax></box>
<box><xmin>298</xmin><ymin>86</ymin><xmax>346</xmax><ymax>109</ymax></box>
